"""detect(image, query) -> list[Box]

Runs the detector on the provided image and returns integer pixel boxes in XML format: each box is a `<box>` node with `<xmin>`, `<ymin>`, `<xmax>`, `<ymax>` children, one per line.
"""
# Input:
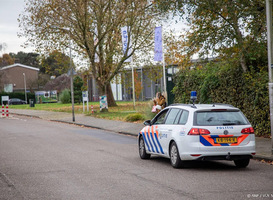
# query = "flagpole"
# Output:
<box><xmin>121</xmin><ymin>26</ymin><xmax>135</xmax><ymax>109</ymax></box>
<box><xmin>132</xmin><ymin>64</ymin><xmax>136</xmax><ymax>109</ymax></box>
<box><xmin>161</xmin><ymin>26</ymin><xmax>167</xmax><ymax>104</ymax></box>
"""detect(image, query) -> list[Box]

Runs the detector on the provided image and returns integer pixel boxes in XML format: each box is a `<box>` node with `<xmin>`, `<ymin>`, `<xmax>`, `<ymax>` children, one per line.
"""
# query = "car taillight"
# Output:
<box><xmin>241</xmin><ymin>127</ymin><xmax>254</xmax><ymax>134</ymax></box>
<box><xmin>188</xmin><ymin>128</ymin><xmax>210</xmax><ymax>135</ymax></box>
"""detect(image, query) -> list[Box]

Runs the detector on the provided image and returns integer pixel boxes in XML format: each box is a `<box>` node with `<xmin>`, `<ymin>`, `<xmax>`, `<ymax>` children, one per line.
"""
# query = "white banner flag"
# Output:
<box><xmin>154</xmin><ymin>26</ymin><xmax>163</xmax><ymax>61</ymax></box>
<box><xmin>121</xmin><ymin>26</ymin><xmax>132</xmax><ymax>62</ymax></box>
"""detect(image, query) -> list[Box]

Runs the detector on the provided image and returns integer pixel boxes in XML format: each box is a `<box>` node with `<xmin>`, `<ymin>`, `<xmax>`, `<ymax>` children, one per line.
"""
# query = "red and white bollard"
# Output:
<box><xmin>2</xmin><ymin>104</ymin><xmax>4</xmax><ymax>117</ymax></box>
<box><xmin>5</xmin><ymin>104</ymin><xmax>9</xmax><ymax>117</ymax></box>
<box><xmin>91</xmin><ymin>105</ymin><xmax>94</xmax><ymax>114</ymax></box>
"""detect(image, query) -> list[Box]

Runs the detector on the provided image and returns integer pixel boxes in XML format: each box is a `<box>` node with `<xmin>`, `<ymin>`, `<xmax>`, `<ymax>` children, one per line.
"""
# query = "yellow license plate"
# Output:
<box><xmin>216</xmin><ymin>137</ymin><xmax>237</xmax><ymax>144</ymax></box>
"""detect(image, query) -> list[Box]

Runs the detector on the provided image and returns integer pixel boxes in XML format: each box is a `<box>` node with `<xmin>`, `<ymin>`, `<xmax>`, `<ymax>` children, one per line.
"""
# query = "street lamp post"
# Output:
<box><xmin>69</xmin><ymin>39</ymin><xmax>75</xmax><ymax>122</ymax></box>
<box><xmin>51</xmin><ymin>25</ymin><xmax>75</xmax><ymax>122</ymax></box>
<box><xmin>266</xmin><ymin>0</ymin><xmax>273</xmax><ymax>154</ymax></box>
<box><xmin>23</xmin><ymin>73</ymin><xmax>27</xmax><ymax>103</ymax></box>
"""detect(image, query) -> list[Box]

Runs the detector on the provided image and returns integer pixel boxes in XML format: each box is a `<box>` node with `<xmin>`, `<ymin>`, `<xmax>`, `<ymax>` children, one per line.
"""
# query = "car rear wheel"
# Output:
<box><xmin>139</xmin><ymin>136</ymin><xmax>150</xmax><ymax>159</ymax></box>
<box><xmin>170</xmin><ymin>142</ymin><xmax>183</xmax><ymax>168</ymax></box>
<box><xmin>234</xmin><ymin>158</ymin><xmax>250</xmax><ymax>168</ymax></box>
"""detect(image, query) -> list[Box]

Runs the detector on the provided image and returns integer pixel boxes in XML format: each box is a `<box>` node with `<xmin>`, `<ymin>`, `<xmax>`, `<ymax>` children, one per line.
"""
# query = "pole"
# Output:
<box><xmin>116</xmin><ymin>76</ymin><xmax>118</xmax><ymax>101</ymax></box>
<box><xmin>162</xmin><ymin>57</ymin><xmax>167</xmax><ymax>99</ymax></box>
<box><xmin>51</xmin><ymin>25</ymin><xmax>75</xmax><ymax>122</ymax></box>
<box><xmin>161</xmin><ymin>26</ymin><xmax>167</xmax><ymax>105</ymax></box>
<box><xmin>151</xmin><ymin>68</ymin><xmax>153</xmax><ymax>98</ymax></box>
<box><xmin>23</xmin><ymin>73</ymin><xmax>27</xmax><ymax>103</ymax></box>
<box><xmin>2</xmin><ymin>104</ymin><xmax>4</xmax><ymax>117</ymax></box>
<box><xmin>266</xmin><ymin>0</ymin><xmax>273</xmax><ymax>154</ymax></box>
<box><xmin>141</xmin><ymin>66</ymin><xmax>144</xmax><ymax>101</ymax></box>
<box><xmin>5</xmin><ymin>104</ymin><xmax>8</xmax><ymax>117</ymax></box>
<box><xmin>70</xmin><ymin>39</ymin><xmax>75</xmax><ymax>122</ymax></box>
<box><xmin>87</xmin><ymin>85</ymin><xmax>89</xmax><ymax>112</ymax></box>
<box><xmin>132</xmin><ymin>65</ymin><xmax>135</xmax><ymax>109</ymax></box>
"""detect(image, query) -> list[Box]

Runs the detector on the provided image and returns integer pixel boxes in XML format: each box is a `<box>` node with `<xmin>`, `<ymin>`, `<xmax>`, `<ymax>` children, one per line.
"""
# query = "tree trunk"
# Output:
<box><xmin>106</xmin><ymin>83</ymin><xmax>117</xmax><ymax>107</ymax></box>
<box><xmin>98</xmin><ymin>82</ymin><xmax>117</xmax><ymax>107</ymax></box>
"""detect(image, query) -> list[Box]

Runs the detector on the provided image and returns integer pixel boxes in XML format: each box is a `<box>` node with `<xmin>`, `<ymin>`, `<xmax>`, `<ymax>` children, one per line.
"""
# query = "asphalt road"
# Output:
<box><xmin>0</xmin><ymin>116</ymin><xmax>273</xmax><ymax>200</ymax></box>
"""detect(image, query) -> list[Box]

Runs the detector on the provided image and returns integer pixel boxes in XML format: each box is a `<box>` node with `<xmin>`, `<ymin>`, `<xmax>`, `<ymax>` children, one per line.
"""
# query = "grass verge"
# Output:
<box><xmin>9</xmin><ymin>101</ymin><xmax>156</xmax><ymax>123</ymax></box>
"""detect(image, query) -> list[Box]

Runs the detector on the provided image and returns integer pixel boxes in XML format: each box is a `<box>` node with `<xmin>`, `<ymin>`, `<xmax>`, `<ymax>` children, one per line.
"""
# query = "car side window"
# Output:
<box><xmin>178</xmin><ymin>110</ymin><xmax>189</xmax><ymax>125</ymax></box>
<box><xmin>165</xmin><ymin>108</ymin><xmax>181</xmax><ymax>124</ymax></box>
<box><xmin>174</xmin><ymin>110</ymin><xmax>182</xmax><ymax>124</ymax></box>
<box><xmin>153</xmin><ymin>109</ymin><xmax>169</xmax><ymax>125</ymax></box>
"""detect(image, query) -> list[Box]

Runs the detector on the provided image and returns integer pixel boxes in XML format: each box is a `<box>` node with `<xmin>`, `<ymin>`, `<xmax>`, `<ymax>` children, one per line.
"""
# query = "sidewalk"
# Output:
<box><xmin>8</xmin><ymin>109</ymin><xmax>273</xmax><ymax>162</ymax></box>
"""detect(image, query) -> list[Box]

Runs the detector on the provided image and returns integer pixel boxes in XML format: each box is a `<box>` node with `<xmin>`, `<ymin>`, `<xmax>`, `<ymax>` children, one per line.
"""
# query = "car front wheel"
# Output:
<box><xmin>234</xmin><ymin>158</ymin><xmax>250</xmax><ymax>168</ymax></box>
<box><xmin>139</xmin><ymin>136</ymin><xmax>150</xmax><ymax>159</ymax></box>
<box><xmin>170</xmin><ymin>142</ymin><xmax>183</xmax><ymax>168</ymax></box>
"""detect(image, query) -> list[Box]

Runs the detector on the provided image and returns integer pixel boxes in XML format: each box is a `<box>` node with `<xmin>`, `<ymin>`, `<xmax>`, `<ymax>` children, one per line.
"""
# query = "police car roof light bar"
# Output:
<box><xmin>190</xmin><ymin>91</ymin><xmax>197</xmax><ymax>106</ymax></box>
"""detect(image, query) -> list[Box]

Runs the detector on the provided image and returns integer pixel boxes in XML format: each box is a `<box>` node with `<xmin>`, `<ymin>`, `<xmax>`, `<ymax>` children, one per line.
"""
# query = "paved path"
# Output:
<box><xmin>7</xmin><ymin>109</ymin><xmax>273</xmax><ymax>162</ymax></box>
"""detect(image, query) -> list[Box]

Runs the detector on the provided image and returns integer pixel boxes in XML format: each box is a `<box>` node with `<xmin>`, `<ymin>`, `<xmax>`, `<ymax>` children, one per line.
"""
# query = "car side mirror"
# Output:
<box><xmin>143</xmin><ymin>120</ymin><xmax>151</xmax><ymax>126</ymax></box>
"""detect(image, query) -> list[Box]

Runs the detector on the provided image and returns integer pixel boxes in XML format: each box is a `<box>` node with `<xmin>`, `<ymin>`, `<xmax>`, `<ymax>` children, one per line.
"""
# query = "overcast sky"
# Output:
<box><xmin>0</xmin><ymin>0</ymin><xmax>33</xmax><ymax>54</ymax></box>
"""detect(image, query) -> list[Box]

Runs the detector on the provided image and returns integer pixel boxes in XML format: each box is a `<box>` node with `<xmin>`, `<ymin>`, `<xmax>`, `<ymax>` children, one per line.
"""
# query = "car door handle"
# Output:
<box><xmin>168</xmin><ymin>129</ymin><xmax>172</xmax><ymax>131</ymax></box>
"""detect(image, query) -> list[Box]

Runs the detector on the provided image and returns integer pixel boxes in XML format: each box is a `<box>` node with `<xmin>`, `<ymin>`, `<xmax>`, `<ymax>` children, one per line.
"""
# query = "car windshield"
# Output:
<box><xmin>194</xmin><ymin>110</ymin><xmax>249</xmax><ymax>126</ymax></box>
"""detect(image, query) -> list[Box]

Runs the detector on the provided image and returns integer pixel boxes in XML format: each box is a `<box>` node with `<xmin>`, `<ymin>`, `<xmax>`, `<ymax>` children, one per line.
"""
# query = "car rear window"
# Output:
<box><xmin>194</xmin><ymin>110</ymin><xmax>249</xmax><ymax>126</ymax></box>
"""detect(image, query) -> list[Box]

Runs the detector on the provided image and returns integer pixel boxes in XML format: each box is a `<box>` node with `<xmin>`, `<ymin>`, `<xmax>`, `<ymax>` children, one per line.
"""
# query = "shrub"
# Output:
<box><xmin>125</xmin><ymin>113</ymin><xmax>145</xmax><ymax>122</ymax></box>
<box><xmin>60</xmin><ymin>89</ymin><xmax>71</xmax><ymax>104</ymax></box>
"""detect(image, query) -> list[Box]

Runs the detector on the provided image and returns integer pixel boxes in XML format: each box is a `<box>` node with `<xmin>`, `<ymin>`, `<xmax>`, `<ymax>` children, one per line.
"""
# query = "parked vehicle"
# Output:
<box><xmin>138</xmin><ymin>93</ymin><xmax>255</xmax><ymax>168</ymax></box>
<box><xmin>8</xmin><ymin>98</ymin><xmax>27</xmax><ymax>105</ymax></box>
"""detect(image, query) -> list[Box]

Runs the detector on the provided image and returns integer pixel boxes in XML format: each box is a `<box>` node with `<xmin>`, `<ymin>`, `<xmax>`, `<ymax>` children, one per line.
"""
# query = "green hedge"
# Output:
<box><xmin>0</xmin><ymin>92</ymin><xmax>35</xmax><ymax>104</ymax></box>
<box><xmin>173</xmin><ymin>62</ymin><xmax>270</xmax><ymax>137</ymax></box>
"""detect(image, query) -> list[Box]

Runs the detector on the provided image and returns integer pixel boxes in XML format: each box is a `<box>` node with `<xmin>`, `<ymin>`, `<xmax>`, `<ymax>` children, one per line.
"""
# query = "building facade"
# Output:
<box><xmin>0</xmin><ymin>63</ymin><xmax>40</xmax><ymax>92</ymax></box>
<box><xmin>86</xmin><ymin>65</ymin><xmax>166</xmax><ymax>102</ymax></box>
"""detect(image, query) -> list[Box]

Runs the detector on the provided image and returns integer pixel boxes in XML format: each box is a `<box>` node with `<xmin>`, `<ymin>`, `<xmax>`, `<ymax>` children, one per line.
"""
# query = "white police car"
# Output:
<box><xmin>138</xmin><ymin>93</ymin><xmax>256</xmax><ymax>168</ymax></box>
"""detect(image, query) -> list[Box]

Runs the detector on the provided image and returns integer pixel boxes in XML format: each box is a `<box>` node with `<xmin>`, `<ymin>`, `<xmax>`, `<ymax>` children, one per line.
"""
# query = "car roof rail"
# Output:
<box><xmin>169</xmin><ymin>103</ymin><xmax>235</xmax><ymax>109</ymax></box>
<box><xmin>168</xmin><ymin>103</ymin><xmax>197</xmax><ymax>108</ymax></box>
